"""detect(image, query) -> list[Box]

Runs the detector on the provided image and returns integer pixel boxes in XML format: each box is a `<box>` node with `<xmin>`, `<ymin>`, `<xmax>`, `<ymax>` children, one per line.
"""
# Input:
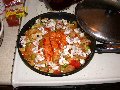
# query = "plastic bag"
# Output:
<box><xmin>0</xmin><ymin>0</ymin><xmax>5</xmax><ymax>16</ymax></box>
<box><xmin>3</xmin><ymin>0</ymin><xmax>24</xmax><ymax>7</ymax></box>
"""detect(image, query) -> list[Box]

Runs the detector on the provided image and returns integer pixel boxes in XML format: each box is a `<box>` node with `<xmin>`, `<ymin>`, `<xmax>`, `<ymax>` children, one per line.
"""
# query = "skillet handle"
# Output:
<box><xmin>95</xmin><ymin>44</ymin><xmax>120</xmax><ymax>54</ymax></box>
<box><xmin>105</xmin><ymin>9</ymin><xmax>119</xmax><ymax>15</ymax></box>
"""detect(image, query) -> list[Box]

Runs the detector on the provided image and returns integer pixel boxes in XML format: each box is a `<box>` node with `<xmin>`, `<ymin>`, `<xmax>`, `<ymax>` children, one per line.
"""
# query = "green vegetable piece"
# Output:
<box><xmin>31</xmin><ymin>54</ymin><xmax>36</xmax><ymax>60</ymax></box>
<box><xmin>62</xmin><ymin>64</ymin><xmax>68</xmax><ymax>68</ymax></box>
<box><xmin>86</xmin><ymin>46</ymin><xmax>90</xmax><ymax>50</ymax></box>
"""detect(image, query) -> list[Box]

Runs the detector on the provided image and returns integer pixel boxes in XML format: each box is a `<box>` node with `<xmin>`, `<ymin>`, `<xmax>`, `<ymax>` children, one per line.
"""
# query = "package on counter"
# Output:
<box><xmin>3</xmin><ymin>0</ymin><xmax>24</xmax><ymax>7</ymax></box>
<box><xmin>5</xmin><ymin>6</ymin><xmax>28</xmax><ymax>27</ymax></box>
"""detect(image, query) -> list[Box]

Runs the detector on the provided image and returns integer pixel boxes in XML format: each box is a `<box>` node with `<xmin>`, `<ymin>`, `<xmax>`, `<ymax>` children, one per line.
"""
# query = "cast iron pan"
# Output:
<box><xmin>75</xmin><ymin>0</ymin><xmax>120</xmax><ymax>43</ymax></box>
<box><xmin>17</xmin><ymin>12</ymin><xmax>96</xmax><ymax>77</ymax></box>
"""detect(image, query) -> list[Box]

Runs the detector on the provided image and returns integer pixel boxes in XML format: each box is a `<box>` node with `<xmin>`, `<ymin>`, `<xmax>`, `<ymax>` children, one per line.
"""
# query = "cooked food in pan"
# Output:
<box><xmin>19</xmin><ymin>18</ymin><xmax>91</xmax><ymax>75</ymax></box>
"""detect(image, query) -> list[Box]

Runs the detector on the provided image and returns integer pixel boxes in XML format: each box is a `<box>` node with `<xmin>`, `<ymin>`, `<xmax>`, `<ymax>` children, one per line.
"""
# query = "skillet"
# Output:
<box><xmin>17</xmin><ymin>12</ymin><xmax>96</xmax><ymax>77</ymax></box>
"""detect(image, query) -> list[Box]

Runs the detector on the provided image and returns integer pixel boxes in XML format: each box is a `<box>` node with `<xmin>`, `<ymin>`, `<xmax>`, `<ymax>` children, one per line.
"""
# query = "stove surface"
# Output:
<box><xmin>12</xmin><ymin>0</ymin><xmax>120</xmax><ymax>88</ymax></box>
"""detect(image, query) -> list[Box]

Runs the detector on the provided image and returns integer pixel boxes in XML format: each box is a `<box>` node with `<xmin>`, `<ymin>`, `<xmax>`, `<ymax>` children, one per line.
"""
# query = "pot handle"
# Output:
<box><xmin>95</xmin><ymin>44</ymin><xmax>120</xmax><ymax>54</ymax></box>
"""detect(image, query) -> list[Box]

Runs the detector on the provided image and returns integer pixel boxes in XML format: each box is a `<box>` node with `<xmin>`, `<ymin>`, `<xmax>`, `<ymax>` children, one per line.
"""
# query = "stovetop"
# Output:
<box><xmin>12</xmin><ymin>0</ymin><xmax>120</xmax><ymax>88</ymax></box>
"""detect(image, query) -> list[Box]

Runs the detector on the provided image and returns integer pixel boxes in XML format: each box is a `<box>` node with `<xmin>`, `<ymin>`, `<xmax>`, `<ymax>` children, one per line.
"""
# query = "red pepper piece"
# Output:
<box><xmin>45</xmin><ymin>27</ymin><xmax>51</xmax><ymax>31</ymax></box>
<box><xmin>70</xmin><ymin>59</ymin><xmax>81</xmax><ymax>69</ymax></box>
<box><xmin>53</xmin><ymin>70</ymin><xmax>61</xmax><ymax>75</ymax></box>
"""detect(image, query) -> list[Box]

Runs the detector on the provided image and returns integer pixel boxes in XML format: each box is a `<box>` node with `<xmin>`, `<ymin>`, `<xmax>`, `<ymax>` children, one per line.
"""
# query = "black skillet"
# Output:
<box><xmin>75</xmin><ymin>0</ymin><xmax>120</xmax><ymax>53</ymax></box>
<box><xmin>17</xmin><ymin>12</ymin><xmax>96</xmax><ymax>77</ymax></box>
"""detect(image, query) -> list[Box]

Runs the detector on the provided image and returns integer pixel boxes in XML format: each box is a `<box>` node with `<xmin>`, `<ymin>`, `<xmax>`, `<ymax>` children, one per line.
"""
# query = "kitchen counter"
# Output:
<box><xmin>0</xmin><ymin>19</ymin><xmax>19</xmax><ymax>85</ymax></box>
<box><xmin>0</xmin><ymin>1</ymin><xmax>25</xmax><ymax>85</ymax></box>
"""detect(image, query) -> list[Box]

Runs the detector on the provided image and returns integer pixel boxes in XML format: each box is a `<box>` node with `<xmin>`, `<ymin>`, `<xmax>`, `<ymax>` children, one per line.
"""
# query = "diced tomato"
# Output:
<box><xmin>44</xmin><ymin>53</ymin><xmax>52</xmax><ymax>61</ymax></box>
<box><xmin>45</xmin><ymin>27</ymin><xmax>51</xmax><ymax>31</ymax></box>
<box><xmin>43</xmin><ymin>29</ymin><xmax>67</xmax><ymax>62</ymax></box>
<box><xmin>58</xmin><ymin>43</ymin><xmax>62</xmax><ymax>49</ymax></box>
<box><xmin>50</xmin><ymin>32</ymin><xmax>56</xmax><ymax>38</ymax></box>
<box><xmin>51</xmin><ymin>41</ymin><xmax>58</xmax><ymax>49</ymax></box>
<box><xmin>44</xmin><ymin>48</ymin><xmax>53</xmax><ymax>56</ymax></box>
<box><xmin>53</xmin><ymin>70</ymin><xmax>61</xmax><ymax>75</ymax></box>
<box><xmin>56</xmin><ymin>31</ymin><xmax>61</xmax><ymax>37</ymax></box>
<box><xmin>75</xmin><ymin>34</ymin><xmax>78</xmax><ymax>37</ymax></box>
<box><xmin>43</xmin><ymin>38</ymin><xmax>50</xmax><ymax>45</ymax></box>
<box><xmin>53</xmin><ymin>49</ymin><xmax>59</xmax><ymax>56</ymax></box>
<box><xmin>22</xmin><ymin>51</ymin><xmax>28</xmax><ymax>58</ymax></box>
<box><xmin>70</xmin><ymin>60</ymin><xmax>81</xmax><ymax>69</ymax></box>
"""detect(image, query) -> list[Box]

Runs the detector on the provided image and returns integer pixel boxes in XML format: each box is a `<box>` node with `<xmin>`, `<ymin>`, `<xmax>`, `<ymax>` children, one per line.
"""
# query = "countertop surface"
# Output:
<box><xmin>0</xmin><ymin>19</ymin><xmax>19</xmax><ymax>85</ymax></box>
<box><xmin>0</xmin><ymin>2</ymin><xmax>24</xmax><ymax>85</ymax></box>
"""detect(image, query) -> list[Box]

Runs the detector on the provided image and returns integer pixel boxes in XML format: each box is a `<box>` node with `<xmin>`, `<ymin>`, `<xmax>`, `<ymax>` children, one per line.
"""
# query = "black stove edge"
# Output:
<box><xmin>14</xmin><ymin>82</ymin><xmax>120</xmax><ymax>90</ymax></box>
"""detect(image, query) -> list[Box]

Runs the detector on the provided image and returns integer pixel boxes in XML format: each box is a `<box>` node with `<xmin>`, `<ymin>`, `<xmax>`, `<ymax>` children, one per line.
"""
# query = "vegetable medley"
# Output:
<box><xmin>19</xmin><ymin>18</ymin><xmax>91</xmax><ymax>75</ymax></box>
